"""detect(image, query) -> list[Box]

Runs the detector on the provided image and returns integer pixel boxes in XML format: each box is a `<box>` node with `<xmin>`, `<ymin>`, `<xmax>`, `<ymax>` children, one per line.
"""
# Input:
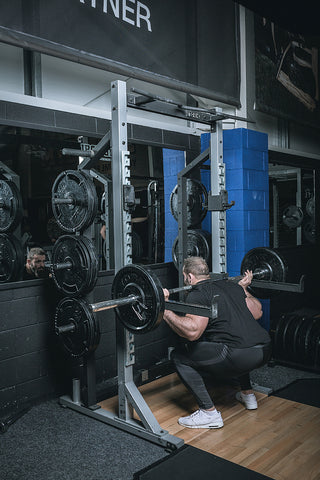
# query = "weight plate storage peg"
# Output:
<box><xmin>0</xmin><ymin>179</ymin><xmax>23</xmax><ymax>233</ymax></box>
<box><xmin>111</xmin><ymin>264</ymin><xmax>165</xmax><ymax>334</ymax></box>
<box><xmin>51</xmin><ymin>235</ymin><xmax>98</xmax><ymax>296</ymax></box>
<box><xmin>55</xmin><ymin>297</ymin><xmax>101</xmax><ymax>358</ymax></box>
<box><xmin>170</xmin><ymin>178</ymin><xmax>208</xmax><ymax>228</ymax></box>
<box><xmin>51</xmin><ymin>170</ymin><xmax>98</xmax><ymax>233</ymax></box>
<box><xmin>0</xmin><ymin>234</ymin><xmax>24</xmax><ymax>282</ymax></box>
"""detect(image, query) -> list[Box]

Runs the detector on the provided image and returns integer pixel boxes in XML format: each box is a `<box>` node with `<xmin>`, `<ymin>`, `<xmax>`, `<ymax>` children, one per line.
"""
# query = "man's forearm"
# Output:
<box><xmin>163</xmin><ymin>310</ymin><xmax>202</xmax><ymax>341</ymax></box>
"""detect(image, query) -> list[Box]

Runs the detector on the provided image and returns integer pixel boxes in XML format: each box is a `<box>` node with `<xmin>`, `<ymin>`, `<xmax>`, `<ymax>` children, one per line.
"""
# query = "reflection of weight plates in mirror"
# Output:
<box><xmin>0</xmin><ymin>234</ymin><xmax>24</xmax><ymax>282</ymax></box>
<box><xmin>0</xmin><ymin>179</ymin><xmax>23</xmax><ymax>233</ymax></box>
<box><xmin>170</xmin><ymin>179</ymin><xmax>208</xmax><ymax>227</ymax></box>
<box><xmin>172</xmin><ymin>230</ymin><xmax>211</xmax><ymax>269</ymax></box>
<box><xmin>52</xmin><ymin>170</ymin><xmax>98</xmax><ymax>233</ymax></box>
<box><xmin>282</xmin><ymin>205</ymin><xmax>303</xmax><ymax>228</ymax></box>
<box><xmin>50</xmin><ymin>235</ymin><xmax>98</xmax><ymax>296</ymax></box>
<box><xmin>303</xmin><ymin>220</ymin><xmax>316</xmax><ymax>244</ymax></box>
<box><xmin>306</xmin><ymin>196</ymin><xmax>315</xmax><ymax>218</ymax></box>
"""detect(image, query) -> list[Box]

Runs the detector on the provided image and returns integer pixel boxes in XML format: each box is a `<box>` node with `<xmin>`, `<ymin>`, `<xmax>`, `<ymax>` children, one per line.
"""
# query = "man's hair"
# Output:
<box><xmin>183</xmin><ymin>256</ymin><xmax>209</xmax><ymax>277</ymax></box>
<box><xmin>27</xmin><ymin>247</ymin><xmax>46</xmax><ymax>261</ymax></box>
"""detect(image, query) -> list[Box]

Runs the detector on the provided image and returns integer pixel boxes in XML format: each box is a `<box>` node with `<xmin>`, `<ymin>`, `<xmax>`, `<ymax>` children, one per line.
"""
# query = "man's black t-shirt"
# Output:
<box><xmin>186</xmin><ymin>279</ymin><xmax>271</xmax><ymax>348</ymax></box>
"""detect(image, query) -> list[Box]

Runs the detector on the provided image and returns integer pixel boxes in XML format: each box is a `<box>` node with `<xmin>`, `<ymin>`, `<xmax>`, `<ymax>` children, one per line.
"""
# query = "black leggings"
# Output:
<box><xmin>172</xmin><ymin>341</ymin><xmax>272</xmax><ymax>410</ymax></box>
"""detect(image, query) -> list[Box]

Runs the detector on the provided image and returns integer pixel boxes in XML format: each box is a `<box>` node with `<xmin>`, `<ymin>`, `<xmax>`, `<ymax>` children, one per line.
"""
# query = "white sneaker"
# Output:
<box><xmin>178</xmin><ymin>409</ymin><xmax>224</xmax><ymax>429</ymax></box>
<box><xmin>236</xmin><ymin>392</ymin><xmax>258</xmax><ymax>410</ymax></box>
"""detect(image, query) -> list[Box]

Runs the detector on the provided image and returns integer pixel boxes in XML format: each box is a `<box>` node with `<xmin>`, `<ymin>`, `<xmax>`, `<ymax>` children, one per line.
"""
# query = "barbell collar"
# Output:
<box><xmin>91</xmin><ymin>294</ymin><xmax>140</xmax><ymax>313</ymax></box>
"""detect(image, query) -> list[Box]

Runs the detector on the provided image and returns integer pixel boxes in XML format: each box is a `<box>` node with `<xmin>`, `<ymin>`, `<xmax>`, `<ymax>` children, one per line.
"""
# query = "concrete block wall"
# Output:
<box><xmin>201</xmin><ymin>128</ymin><xmax>270</xmax><ymax>330</ymax></box>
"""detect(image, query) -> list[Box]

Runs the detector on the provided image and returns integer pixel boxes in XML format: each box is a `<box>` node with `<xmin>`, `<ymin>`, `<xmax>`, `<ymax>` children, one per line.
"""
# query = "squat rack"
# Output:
<box><xmin>59</xmin><ymin>80</ymin><xmax>244</xmax><ymax>449</ymax></box>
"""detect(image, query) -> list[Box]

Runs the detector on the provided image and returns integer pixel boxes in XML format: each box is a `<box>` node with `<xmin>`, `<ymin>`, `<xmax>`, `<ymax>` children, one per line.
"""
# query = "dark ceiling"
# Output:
<box><xmin>235</xmin><ymin>1</ymin><xmax>319</xmax><ymax>37</ymax></box>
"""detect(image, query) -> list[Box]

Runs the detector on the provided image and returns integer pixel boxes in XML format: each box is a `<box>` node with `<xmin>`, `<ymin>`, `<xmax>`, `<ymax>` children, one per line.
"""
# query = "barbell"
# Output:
<box><xmin>54</xmin><ymin>264</ymin><xmax>215</xmax><ymax>357</ymax></box>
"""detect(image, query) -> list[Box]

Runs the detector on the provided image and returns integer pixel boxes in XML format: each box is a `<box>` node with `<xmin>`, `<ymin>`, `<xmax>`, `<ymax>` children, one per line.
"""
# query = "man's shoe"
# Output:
<box><xmin>236</xmin><ymin>392</ymin><xmax>258</xmax><ymax>410</ymax></box>
<box><xmin>178</xmin><ymin>409</ymin><xmax>224</xmax><ymax>429</ymax></box>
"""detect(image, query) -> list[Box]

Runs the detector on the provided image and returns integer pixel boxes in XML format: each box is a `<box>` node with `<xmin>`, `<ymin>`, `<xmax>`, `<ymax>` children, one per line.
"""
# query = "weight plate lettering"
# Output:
<box><xmin>111</xmin><ymin>264</ymin><xmax>165</xmax><ymax>334</ymax></box>
<box><xmin>0</xmin><ymin>179</ymin><xmax>23</xmax><ymax>233</ymax></box>
<box><xmin>170</xmin><ymin>179</ymin><xmax>208</xmax><ymax>227</ymax></box>
<box><xmin>52</xmin><ymin>170</ymin><xmax>98</xmax><ymax>233</ymax></box>
<box><xmin>51</xmin><ymin>235</ymin><xmax>98</xmax><ymax>296</ymax></box>
<box><xmin>55</xmin><ymin>297</ymin><xmax>100</xmax><ymax>358</ymax></box>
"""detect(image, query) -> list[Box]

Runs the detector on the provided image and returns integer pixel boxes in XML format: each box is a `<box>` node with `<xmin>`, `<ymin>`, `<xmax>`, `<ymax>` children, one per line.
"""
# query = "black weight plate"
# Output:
<box><xmin>0</xmin><ymin>234</ymin><xmax>24</xmax><ymax>282</ymax></box>
<box><xmin>282</xmin><ymin>205</ymin><xmax>303</xmax><ymax>229</ymax></box>
<box><xmin>241</xmin><ymin>247</ymin><xmax>286</xmax><ymax>298</ymax></box>
<box><xmin>295</xmin><ymin>316</ymin><xmax>311</xmax><ymax>362</ymax></box>
<box><xmin>304</xmin><ymin>316</ymin><xmax>320</xmax><ymax>366</ymax></box>
<box><xmin>111</xmin><ymin>264</ymin><xmax>165</xmax><ymax>334</ymax></box>
<box><xmin>282</xmin><ymin>315</ymin><xmax>301</xmax><ymax>361</ymax></box>
<box><xmin>172</xmin><ymin>229</ymin><xmax>211</xmax><ymax>270</ymax></box>
<box><xmin>170</xmin><ymin>178</ymin><xmax>208</xmax><ymax>227</ymax></box>
<box><xmin>0</xmin><ymin>179</ymin><xmax>23</xmax><ymax>233</ymax></box>
<box><xmin>55</xmin><ymin>297</ymin><xmax>100</xmax><ymax>358</ymax></box>
<box><xmin>52</xmin><ymin>170</ymin><xmax>98</xmax><ymax>233</ymax></box>
<box><xmin>273</xmin><ymin>314</ymin><xmax>289</xmax><ymax>359</ymax></box>
<box><xmin>51</xmin><ymin>235</ymin><xmax>98</xmax><ymax>296</ymax></box>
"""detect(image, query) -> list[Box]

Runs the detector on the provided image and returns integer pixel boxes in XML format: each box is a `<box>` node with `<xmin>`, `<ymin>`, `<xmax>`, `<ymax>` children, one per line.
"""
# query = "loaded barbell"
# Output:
<box><xmin>54</xmin><ymin>264</ymin><xmax>217</xmax><ymax>357</ymax></box>
<box><xmin>54</xmin><ymin>251</ymin><xmax>307</xmax><ymax>358</ymax></box>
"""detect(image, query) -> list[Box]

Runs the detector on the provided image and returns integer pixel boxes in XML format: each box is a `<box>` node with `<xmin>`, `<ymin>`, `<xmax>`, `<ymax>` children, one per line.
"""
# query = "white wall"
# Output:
<box><xmin>0</xmin><ymin>44</ymin><xmax>24</xmax><ymax>94</ymax></box>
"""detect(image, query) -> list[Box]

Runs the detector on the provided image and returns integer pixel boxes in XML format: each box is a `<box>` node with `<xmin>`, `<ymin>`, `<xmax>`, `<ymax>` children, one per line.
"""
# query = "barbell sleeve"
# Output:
<box><xmin>91</xmin><ymin>294</ymin><xmax>140</xmax><ymax>313</ymax></box>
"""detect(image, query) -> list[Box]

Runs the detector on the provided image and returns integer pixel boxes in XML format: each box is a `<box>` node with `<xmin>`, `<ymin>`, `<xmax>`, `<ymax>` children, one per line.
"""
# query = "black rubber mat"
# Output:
<box><xmin>271</xmin><ymin>378</ymin><xmax>320</xmax><ymax>407</ymax></box>
<box><xmin>134</xmin><ymin>444</ymin><xmax>274</xmax><ymax>480</ymax></box>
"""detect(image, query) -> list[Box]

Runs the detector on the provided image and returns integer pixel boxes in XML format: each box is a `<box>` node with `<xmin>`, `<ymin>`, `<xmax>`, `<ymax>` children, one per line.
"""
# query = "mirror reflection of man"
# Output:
<box><xmin>23</xmin><ymin>247</ymin><xmax>48</xmax><ymax>280</ymax></box>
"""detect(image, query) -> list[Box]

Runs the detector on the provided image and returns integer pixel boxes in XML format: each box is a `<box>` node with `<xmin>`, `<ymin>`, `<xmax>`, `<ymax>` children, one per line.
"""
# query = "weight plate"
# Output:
<box><xmin>241</xmin><ymin>247</ymin><xmax>286</xmax><ymax>298</ymax></box>
<box><xmin>295</xmin><ymin>316</ymin><xmax>310</xmax><ymax>362</ymax></box>
<box><xmin>282</xmin><ymin>205</ymin><xmax>303</xmax><ymax>228</ymax></box>
<box><xmin>51</xmin><ymin>235</ymin><xmax>98</xmax><ymax>296</ymax></box>
<box><xmin>304</xmin><ymin>317</ymin><xmax>320</xmax><ymax>366</ymax></box>
<box><xmin>52</xmin><ymin>170</ymin><xmax>98</xmax><ymax>233</ymax></box>
<box><xmin>306</xmin><ymin>197</ymin><xmax>315</xmax><ymax>218</ymax></box>
<box><xmin>111</xmin><ymin>264</ymin><xmax>165</xmax><ymax>334</ymax></box>
<box><xmin>0</xmin><ymin>234</ymin><xmax>24</xmax><ymax>282</ymax></box>
<box><xmin>170</xmin><ymin>179</ymin><xmax>208</xmax><ymax>227</ymax></box>
<box><xmin>282</xmin><ymin>315</ymin><xmax>301</xmax><ymax>361</ymax></box>
<box><xmin>55</xmin><ymin>297</ymin><xmax>100</xmax><ymax>358</ymax></box>
<box><xmin>303</xmin><ymin>220</ymin><xmax>316</xmax><ymax>244</ymax></box>
<box><xmin>172</xmin><ymin>229</ymin><xmax>211</xmax><ymax>270</ymax></box>
<box><xmin>0</xmin><ymin>179</ymin><xmax>23</xmax><ymax>233</ymax></box>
